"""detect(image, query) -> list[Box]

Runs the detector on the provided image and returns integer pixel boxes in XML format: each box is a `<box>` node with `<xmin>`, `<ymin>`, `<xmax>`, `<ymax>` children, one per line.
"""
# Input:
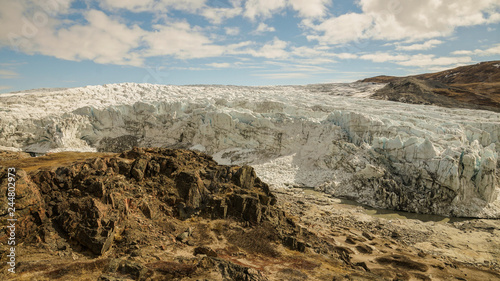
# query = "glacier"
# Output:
<box><xmin>1</xmin><ymin>82</ymin><xmax>499</xmax><ymax>218</ymax></box>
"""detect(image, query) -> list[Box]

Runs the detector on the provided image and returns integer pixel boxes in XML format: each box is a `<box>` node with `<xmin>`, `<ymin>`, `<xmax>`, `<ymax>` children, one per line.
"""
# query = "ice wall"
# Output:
<box><xmin>1</xmin><ymin>82</ymin><xmax>499</xmax><ymax>217</ymax></box>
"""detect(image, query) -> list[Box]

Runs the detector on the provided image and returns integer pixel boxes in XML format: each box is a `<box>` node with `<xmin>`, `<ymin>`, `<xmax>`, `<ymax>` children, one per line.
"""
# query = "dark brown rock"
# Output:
<box><xmin>131</xmin><ymin>157</ymin><xmax>148</xmax><ymax>181</ymax></box>
<box><xmin>232</xmin><ymin>165</ymin><xmax>256</xmax><ymax>189</ymax></box>
<box><xmin>0</xmin><ymin>168</ymin><xmax>46</xmax><ymax>243</ymax></box>
<box><xmin>194</xmin><ymin>246</ymin><xmax>217</xmax><ymax>257</ymax></box>
<box><xmin>56</xmin><ymin>197</ymin><xmax>118</xmax><ymax>255</ymax></box>
<box><xmin>283</xmin><ymin>236</ymin><xmax>306</xmax><ymax>252</ymax></box>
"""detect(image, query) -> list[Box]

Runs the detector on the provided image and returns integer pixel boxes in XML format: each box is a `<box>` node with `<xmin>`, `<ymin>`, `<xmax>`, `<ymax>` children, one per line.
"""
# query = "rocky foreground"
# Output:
<box><xmin>1</xmin><ymin>149</ymin><xmax>500</xmax><ymax>280</ymax></box>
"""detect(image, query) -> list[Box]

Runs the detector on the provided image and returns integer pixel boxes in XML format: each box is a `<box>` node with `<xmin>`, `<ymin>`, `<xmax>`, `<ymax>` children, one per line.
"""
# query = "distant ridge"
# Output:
<box><xmin>361</xmin><ymin>61</ymin><xmax>500</xmax><ymax>112</ymax></box>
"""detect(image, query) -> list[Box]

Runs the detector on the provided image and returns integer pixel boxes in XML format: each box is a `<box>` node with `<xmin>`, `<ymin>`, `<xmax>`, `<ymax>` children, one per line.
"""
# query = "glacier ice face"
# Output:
<box><xmin>1</xmin><ymin>82</ymin><xmax>500</xmax><ymax>218</ymax></box>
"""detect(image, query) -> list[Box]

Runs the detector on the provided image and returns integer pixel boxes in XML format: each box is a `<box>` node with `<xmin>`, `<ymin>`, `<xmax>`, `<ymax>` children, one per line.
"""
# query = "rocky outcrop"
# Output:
<box><xmin>0</xmin><ymin>148</ymin><xmax>303</xmax><ymax>256</ymax></box>
<box><xmin>0</xmin><ymin>168</ymin><xmax>46</xmax><ymax>241</ymax></box>
<box><xmin>0</xmin><ymin>148</ymin><xmax>341</xmax><ymax>280</ymax></box>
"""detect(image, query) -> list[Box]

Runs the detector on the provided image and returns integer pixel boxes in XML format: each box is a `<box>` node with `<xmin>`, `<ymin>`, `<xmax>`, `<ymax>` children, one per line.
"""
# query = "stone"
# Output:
<box><xmin>176</xmin><ymin>231</ymin><xmax>189</xmax><ymax>243</ymax></box>
<box><xmin>232</xmin><ymin>166</ymin><xmax>256</xmax><ymax>189</ymax></box>
<box><xmin>131</xmin><ymin>158</ymin><xmax>148</xmax><ymax>181</ymax></box>
<box><xmin>139</xmin><ymin>201</ymin><xmax>153</xmax><ymax>219</ymax></box>
<box><xmin>194</xmin><ymin>246</ymin><xmax>217</xmax><ymax>257</ymax></box>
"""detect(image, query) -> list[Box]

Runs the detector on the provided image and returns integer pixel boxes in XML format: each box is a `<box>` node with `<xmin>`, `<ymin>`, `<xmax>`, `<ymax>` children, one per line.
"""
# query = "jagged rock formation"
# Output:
<box><xmin>1</xmin><ymin>82</ymin><xmax>499</xmax><ymax>217</ymax></box>
<box><xmin>0</xmin><ymin>148</ymin><xmax>290</xmax><ymax>252</ymax></box>
<box><xmin>0</xmin><ymin>148</ymin><xmax>320</xmax><ymax>280</ymax></box>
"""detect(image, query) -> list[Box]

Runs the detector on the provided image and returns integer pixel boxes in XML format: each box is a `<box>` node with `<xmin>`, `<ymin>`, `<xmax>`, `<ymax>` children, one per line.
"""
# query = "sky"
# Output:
<box><xmin>0</xmin><ymin>0</ymin><xmax>499</xmax><ymax>93</ymax></box>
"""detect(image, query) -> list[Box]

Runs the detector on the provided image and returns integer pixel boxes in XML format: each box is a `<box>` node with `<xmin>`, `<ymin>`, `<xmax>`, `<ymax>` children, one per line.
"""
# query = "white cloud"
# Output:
<box><xmin>1</xmin><ymin>0</ymin><xmax>490</xmax><ymax>75</ymax></box>
<box><xmin>100</xmin><ymin>0</ymin><xmax>206</xmax><ymax>12</ymax></box>
<box><xmin>306</xmin><ymin>13</ymin><xmax>373</xmax><ymax>44</ymax></box>
<box><xmin>102</xmin><ymin>0</ymin><xmax>243</xmax><ymax>24</ymax></box>
<box><xmin>246</xmin><ymin>37</ymin><xmax>289</xmax><ymax>59</ymax></box>
<box><xmin>451</xmin><ymin>50</ymin><xmax>474</xmax><ymax>55</ymax></box>
<box><xmin>334</xmin><ymin>53</ymin><xmax>358</xmax><ymax>59</ymax></box>
<box><xmin>360</xmin><ymin>52</ymin><xmax>408</xmax><ymax>63</ymax></box>
<box><xmin>225</xmin><ymin>27</ymin><xmax>240</xmax><ymax>36</ymax></box>
<box><xmin>361</xmin><ymin>0</ymin><xmax>500</xmax><ymax>40</ymax></box>
<box><xmin>452</xmin><ymin>43</ymin><xmax>500</xmax><ymax>56</ymax></box>
<box><xmin>100</xmin><ymin>0</ymin><xmax>155</xmax><ymax>12</ymax></box>
<box><xmin>265</xmin><ymin>61</ymin><xmax>331</xmax><ymax>72</ymax></box>
<box><xmin>244</xmin><ymin>0</ymin><xmax>331</xmax><ymax>19</ymax></box>
<box><xmin>306</xmin><ymin>0</ymin><xmax>500</xmax><ymax>44</ymax></box>
<box><xmin>0</xmin><ymin>2</ymin><xmax>253</xmax><ymax>67</ymax></box>
<box><xmin>291</xmin><ymin>45</ymin><xmax>326</xmax><ymax>57</ymax></box>
<box><xmin>253</xmin><ymin>23</ymin><xmax>276</xmax><ymax>34</ymax></box>
<box><xmin>0</xmin><ymin>0</ymin><xmax>72</xmax><ymax>49</ymax></box>
<box><xmin>39</xmin><ymin>10</ymin><xmax>146</xmax><ymax>66</ymax></box>
<box><xmin>0</xmin><ymin>0</ymin><xmax>347</xmax><ymax>69</ymax></box>
<box><xmin>358</xmin><ymin>52</ymin><xmax>472</xmax><ymax>68</ymax></box>
<box><xmin>144</xmin><ymin>21</ymin><xmax>226</xmax><ymax>59</ymax></box>
<box><xmin>0</xmin><ymin>70</ymin><xmax>20</xmax><ymax>79</ymax></box>
<box><xmin>396</xmin><ymin>39</ymin><xmax>443</xmax><ymax>51</ymax></box>
<box><xmin>0</xmin><ymin>85</ymin><xmax>12</xmax><ymax>91</ymax></box>
<box><xmin>244</xmin><ymin>0</ymin><xmax>286</xmax><ymax>19</ymax></box>
<box><xmin>0</xmin><ymin>3</ymin><xmax>147</xmax><ymax>66</ymax></box>
<box><xmin>201</xmin><ymin>1</ymin><xmax>243</xmax><ymax>24</ymax></box>
<box><xmin>252</xmin><ymin>72</ymin><xmax>310</xmax><ymax>79</ymax></box>
<box><xmin>289</xmin><ymin>45</ymin><xmax>344</xmax><ymax>63</ymax></box>
<box><xmin>288</xmin><ymin>0</ymin><xmax>330</xmax><ymax>18</ymax></box>
<box><xmin>207</xmin><ymin>62</ymin><xmax>231</xmax><ymax>68</ymax></box>
<box><xmin>396</xmin><ymin>54</ymin><xmax>472</xmax><ymax>67</ymax></box>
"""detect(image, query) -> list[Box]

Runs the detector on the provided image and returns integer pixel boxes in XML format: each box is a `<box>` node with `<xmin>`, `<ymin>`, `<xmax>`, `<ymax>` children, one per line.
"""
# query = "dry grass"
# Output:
<box><xmin>147</xmin><ymin>261</ymin><xmax>196</xmax><ymax>277</ymax></box>
<box><xmin>194</xmin><ymin>222</ymin><xmax>214</xmax><ymax>245</ymax></box>
<box><xmin>226</xmin><ymin>222</ymin><xmax>280</xmax><ymax>258</ymax></box>
<box><xmin>0</xmin><ymin>152</ymin><xmax>117</xmax><ymax>171</ymax></box>
<box><xmin>282</xmin><ymin>256</ymin><xmax>321</xmax><ymax>271</ymax></box>
<box><xmin>9</xmin><ymin>258</ymin><xmax>109</xmax><ymax>281</ymax></box>
<box><xmin>211</xmin><ymin>220</ymin><xmax>230</xmax><ymax>235</ymax></box>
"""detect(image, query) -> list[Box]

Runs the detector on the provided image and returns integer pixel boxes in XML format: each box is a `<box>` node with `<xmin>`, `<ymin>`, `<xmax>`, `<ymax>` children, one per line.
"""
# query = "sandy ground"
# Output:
<box><xmin>274</xmin><ymin>188</ymin><xmax>500</xmax><ymax>280</ymax></box>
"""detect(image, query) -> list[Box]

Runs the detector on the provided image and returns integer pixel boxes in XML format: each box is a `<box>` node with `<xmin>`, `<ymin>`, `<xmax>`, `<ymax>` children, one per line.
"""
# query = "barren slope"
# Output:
<box><xmin>362</xmin><ymin>61</ymin><xmax>500</xmax><ymax>112</ymax></box>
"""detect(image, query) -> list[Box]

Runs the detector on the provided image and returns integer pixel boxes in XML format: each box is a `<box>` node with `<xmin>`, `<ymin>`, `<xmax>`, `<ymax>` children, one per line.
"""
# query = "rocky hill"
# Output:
<box><xmin>1</xmin><ymin>148</ymin><xmax>500</xmax><ymax>280</ymax></box>
<box><xmin>362</xmin><ymin>61</ymin><xmax>500</xmax><ymax>111</ymax></box>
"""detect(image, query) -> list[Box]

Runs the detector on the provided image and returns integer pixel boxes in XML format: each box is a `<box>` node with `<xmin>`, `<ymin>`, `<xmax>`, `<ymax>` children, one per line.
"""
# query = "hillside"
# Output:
<box><xmin>361</xmin><ymin>61</ymin><xmax>500</xmax><ymax>111</ymax></box>
<box><xmin>1</xmin><ymin>148</ymin><xmax>500</xmax><ymax>280</ymax></box>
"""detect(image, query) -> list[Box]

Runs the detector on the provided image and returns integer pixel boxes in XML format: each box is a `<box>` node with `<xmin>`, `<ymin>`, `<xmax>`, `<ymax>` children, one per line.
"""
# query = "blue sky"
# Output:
<box><xmin>0</xmin><ymin>0</ymin><xmax>499</xmax><ymax>93</ymax></box>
